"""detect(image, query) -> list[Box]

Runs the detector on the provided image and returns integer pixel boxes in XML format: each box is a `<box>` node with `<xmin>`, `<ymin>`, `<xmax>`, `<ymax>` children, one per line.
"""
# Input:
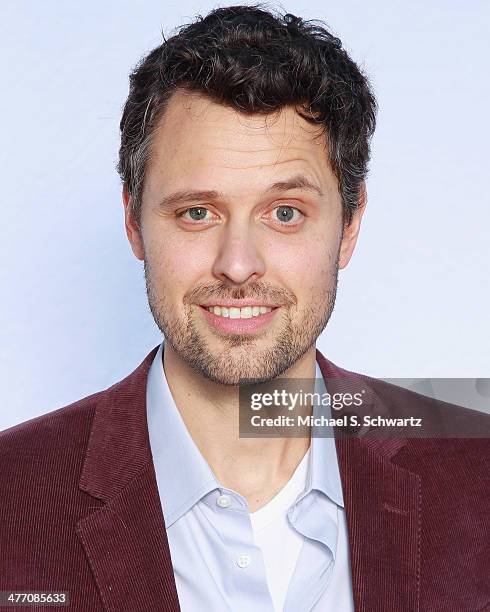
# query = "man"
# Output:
<box><xmin>1</xmin><ymin>5</ymin><xmax>488</xmax><ymax>612</ymax></box>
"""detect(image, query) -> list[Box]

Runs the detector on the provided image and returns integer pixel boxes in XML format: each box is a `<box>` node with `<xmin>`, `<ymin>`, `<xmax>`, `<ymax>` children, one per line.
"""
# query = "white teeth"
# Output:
<box><xmin>207</xmin><ymin>306</ymin><xmax>273</xmax><ymax>318</ymax></box>
<box><xmin>229</xmin><ymin>307</ymin><xmax>240</xmax><ymax>319</ymax></box>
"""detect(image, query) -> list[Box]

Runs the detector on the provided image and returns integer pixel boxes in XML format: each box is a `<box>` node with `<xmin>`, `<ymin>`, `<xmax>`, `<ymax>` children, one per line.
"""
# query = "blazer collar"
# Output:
<box><xmin>76</xmin><ymin>345</ymin><xmax>421</xmax><ymax>611</ymax></box>
<box><xmin>76</xmin><ymin>344</ymin><xmax>180</xmax><ymax>612</ymax></box>
<box><xmin>316</xmin><ymin>349</ymin><xmax>422</xmax><ymax>611</ymax></box>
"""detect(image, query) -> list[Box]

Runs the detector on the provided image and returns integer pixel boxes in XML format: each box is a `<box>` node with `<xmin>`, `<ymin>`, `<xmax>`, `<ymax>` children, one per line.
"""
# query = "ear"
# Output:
<box><xmin>338</xmin><ymin>181</ymin><xmax>367</xmax><ymax>270</ymax></box>
<box><xmin>122</xmin><ymin>184</ymin><xmax>145</xmax><ymax>261</ymax></box>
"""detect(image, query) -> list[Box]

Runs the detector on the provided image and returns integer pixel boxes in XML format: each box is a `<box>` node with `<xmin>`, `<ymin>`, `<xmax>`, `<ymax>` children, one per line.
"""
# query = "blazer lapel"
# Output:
<box><xmin>317</xmin><ymin>350</ymin><xmax>421</xmax><ymax>611</ymax></box>
<box><xmin>76</xmin><ymin>345</ymin><xmax>181</xmax><ymax>612</ymax></box>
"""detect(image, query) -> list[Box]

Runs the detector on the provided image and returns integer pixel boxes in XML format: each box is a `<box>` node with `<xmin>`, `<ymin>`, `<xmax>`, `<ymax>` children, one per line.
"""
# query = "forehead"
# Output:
<box><xmin>144</xmin><ymin>90</ymin><xmax>335</xmax><ymax>196</ymax></box>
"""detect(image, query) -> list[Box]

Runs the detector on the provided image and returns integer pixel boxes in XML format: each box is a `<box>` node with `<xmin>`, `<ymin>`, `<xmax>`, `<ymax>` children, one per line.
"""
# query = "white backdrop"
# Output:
<box><xmin>1</xmin><ymin>0</ymin><xmax>489</xmax><ymax>430</ymax></box>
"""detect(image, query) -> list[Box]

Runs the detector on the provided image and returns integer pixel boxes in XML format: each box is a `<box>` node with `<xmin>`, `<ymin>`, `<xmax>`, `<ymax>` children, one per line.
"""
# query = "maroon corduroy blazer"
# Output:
<box><xmin>1</xmin><ymin>346</ymin><xmax>489</xmax><ymax>611</ymax></box>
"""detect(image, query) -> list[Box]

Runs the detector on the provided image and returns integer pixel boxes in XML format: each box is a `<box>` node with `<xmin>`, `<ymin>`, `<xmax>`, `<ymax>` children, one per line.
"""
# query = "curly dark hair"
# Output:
<box><xmin>117</xmin><ymin>4</ymin><xmax>377</xmax><ymax>227</ymax></box>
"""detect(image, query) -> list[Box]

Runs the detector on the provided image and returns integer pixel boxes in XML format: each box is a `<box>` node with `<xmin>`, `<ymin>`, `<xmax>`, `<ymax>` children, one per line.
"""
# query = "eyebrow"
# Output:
<box><xmin>156</xmin><ymin>174</ymin><xmax>323</xmax><ymax>209</ymax></box>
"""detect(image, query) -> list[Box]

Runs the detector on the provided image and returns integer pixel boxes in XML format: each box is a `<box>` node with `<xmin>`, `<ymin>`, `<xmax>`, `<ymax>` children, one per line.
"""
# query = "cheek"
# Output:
<box><xmin>145</xmin><ymin>230</ymin><xmax>216</xmax><ymax>294</ymax></box>
<box><xmin>269</xmin><ymin>233</ymin><xmax>338</xmax><ymax>299</ymax></box>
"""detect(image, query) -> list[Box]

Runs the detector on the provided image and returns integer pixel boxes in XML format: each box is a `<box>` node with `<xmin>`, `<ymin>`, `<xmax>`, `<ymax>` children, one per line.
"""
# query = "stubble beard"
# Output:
<box><xmin>143</xmin><ymin>257</ymin><xmax>339</xmax><ymax>386</ymax></box>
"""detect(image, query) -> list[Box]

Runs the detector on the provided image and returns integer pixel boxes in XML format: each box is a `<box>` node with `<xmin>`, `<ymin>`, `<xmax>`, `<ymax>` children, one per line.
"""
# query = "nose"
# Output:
<box><xmin>211</xmin><ymin>221</ymin><xmax>266</xmax><ymax>285</ymax></box>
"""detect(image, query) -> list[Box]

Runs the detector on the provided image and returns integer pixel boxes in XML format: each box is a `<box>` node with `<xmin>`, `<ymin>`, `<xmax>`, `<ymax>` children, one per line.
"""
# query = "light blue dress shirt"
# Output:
<box><xmin>146</xmin><ymin>342</ymin><xmax>354</xmax><ymax>611</ymax></box>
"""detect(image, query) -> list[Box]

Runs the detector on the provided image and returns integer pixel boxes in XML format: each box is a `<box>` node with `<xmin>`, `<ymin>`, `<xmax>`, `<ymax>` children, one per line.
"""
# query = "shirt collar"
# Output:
<box><xmin>146</xmin><ymin>342</ymin><xmax>344</xmax><ymax>527</ymax></box>
<box><xmin>146</xmin><ymin>342</ymin><xmax>218</xmax><ymax>527</ymax></box>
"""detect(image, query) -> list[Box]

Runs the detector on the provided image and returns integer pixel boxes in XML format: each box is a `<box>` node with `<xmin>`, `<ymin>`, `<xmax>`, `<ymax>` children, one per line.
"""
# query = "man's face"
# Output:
<box><xmin>124</xmin><ymin>90</ymin><xmax>363</xmax><ymax>385</ymax></box>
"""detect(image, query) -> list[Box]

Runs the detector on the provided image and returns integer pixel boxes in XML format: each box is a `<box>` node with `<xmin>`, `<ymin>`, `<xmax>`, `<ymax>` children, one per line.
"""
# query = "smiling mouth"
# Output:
<box><xmin>203</xmin><ymin>305</ymin><xmax>276</xmax><ymax>319</ymax></box>
<box><xmin>197</xmin><ymin>303</ymin><xmax>280</xmax><ymax>333</ymax></box>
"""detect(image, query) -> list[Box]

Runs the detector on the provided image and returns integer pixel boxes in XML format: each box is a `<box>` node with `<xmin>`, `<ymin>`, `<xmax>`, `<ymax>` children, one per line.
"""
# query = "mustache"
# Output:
<box><xmin>184</xmin><ymin>281</ymin><xmax>297</xmax><ymax>307</ymax></box>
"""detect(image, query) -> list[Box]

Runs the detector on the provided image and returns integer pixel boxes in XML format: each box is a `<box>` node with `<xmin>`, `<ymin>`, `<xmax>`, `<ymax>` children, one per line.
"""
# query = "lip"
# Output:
<box><xmin>199</xmin><ymin>300</ymin><xmax>279</xmax><ymax>308</ymax></box>
<box><xmin>198</xmin><ymin>305</ymin><xmax>279</xmax><ymax>334</ymax></box>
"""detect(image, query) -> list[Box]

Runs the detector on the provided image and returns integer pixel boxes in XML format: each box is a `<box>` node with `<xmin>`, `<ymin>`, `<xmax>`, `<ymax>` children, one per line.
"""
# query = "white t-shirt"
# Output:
<box><xmin>250</xmin><ymin>448</ymin><xmax>310</xmax><ymax>611</ymax></box>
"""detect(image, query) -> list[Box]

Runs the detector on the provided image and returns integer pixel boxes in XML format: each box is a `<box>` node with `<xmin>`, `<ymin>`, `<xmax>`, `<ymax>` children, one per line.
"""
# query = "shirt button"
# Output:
<box><xmin>236</xmin><ymin>554</ymin><xmax>251</xmax><ymax>568</ymax></box>
<box><xmin>216</xmin><ymin>494</ymin><xmax>231</xmax><ymax>508</ymax></box>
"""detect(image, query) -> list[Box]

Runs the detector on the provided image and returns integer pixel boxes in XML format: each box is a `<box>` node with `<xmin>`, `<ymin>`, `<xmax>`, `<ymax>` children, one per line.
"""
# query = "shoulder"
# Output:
<box><xmin>0</xmin><ymin>344</ymin><xmax>159</xmax><ymax>491</ymax></box>
<box><xmin>0</xmin><ymin>344</ymin><xmax>160</xmax><ymax>466</ymax></box>
<box><xmin>317</xmin><ymin>352</ymin><xmax>490</xmax><ymax>472</ymax></box>
<box><xmin>0</xmin><ymin>391</ymin><xmax>102</xmax><ymax>491</ymax></box>
<box><xmin>319</xmin><ymin>353</ymin><xmax>490</xmax><ymax>438</ymax></box>
<box><xmin>0</xmin><ymin>388</ymin><xmax>104</xmax><ymax>449</ymax></box>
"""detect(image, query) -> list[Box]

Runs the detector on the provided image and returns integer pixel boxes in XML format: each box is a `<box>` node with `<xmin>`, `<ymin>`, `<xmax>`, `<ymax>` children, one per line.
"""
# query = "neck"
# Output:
<box><xmin>163</xmin><ymin>343</ymin><xmax>317</xmax><ymax>512</ymax></box>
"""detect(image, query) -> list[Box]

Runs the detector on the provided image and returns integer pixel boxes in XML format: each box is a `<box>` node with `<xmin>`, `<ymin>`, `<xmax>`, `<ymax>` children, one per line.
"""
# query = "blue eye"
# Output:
<box><xmin>275</xmin><ymin>206</ymin><xmax>300</xmax><ymax>223</ymax></box>
<box><xmin>184</xmin><ymin>207</ymin><xmax>210</xmax><ymax>221</ymax></box>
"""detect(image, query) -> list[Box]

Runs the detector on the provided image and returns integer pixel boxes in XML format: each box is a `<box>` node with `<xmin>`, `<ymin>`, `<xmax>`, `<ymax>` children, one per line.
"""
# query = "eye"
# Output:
<box><xmin>180</xmin><ymin>207</ymin><xmax>214</xmax><ymax>222</ymax></box>
<box><xmin>273</xmin><ymin>205</ymin><xmax>303</xmax><ymax>223</ymax></box>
